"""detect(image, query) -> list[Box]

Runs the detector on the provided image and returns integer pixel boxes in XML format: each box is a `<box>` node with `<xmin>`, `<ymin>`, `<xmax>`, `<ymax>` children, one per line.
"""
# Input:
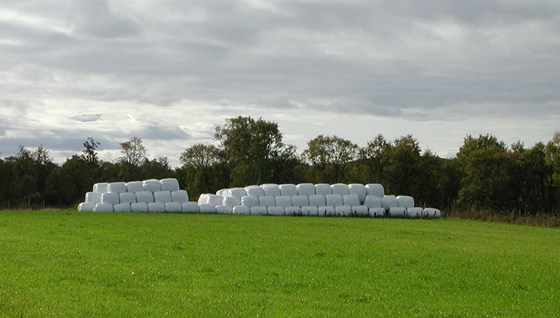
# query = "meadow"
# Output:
<box><xmin>1</xmin><ymin>210</ymin><xmax>559</xmax><ymax>317</ymax></box>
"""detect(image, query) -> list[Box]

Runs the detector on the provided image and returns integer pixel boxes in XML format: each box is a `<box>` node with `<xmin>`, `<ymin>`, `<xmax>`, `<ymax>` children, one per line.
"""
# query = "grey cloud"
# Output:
<box><xmin>72</xmin><ymin>0</ymin><xmax>141</xmax><ymax>39</ymax></box>
<box><xmin>70</xmin><ymin>113</ymin><xmax>102</xmax><ymax>122</ymax></box>
<box><xmin>132</xmin><ymin>124</ymin><xmax>191</xmax><ymax>141</ymax></box>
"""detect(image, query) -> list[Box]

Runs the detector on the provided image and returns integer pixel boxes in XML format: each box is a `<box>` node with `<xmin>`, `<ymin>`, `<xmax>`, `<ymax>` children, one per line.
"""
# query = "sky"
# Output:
<box><xmin>1</xmin><ymin>0</ymin><xmax>559</xmax><ymax>167</ymax></box>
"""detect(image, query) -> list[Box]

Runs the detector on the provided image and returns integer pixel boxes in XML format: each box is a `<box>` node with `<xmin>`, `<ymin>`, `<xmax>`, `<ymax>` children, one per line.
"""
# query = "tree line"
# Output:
<box><xmin>1</xmin><ymin>116</ymin><xmax>559</xmax><ymax>215</ymax></box>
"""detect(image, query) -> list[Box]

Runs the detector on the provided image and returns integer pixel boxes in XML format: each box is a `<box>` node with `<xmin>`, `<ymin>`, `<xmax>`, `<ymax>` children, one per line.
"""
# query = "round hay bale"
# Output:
<box><xmin>258</xmin><ymin>195</ymin><xmax>276</xmax><ymax>207</ymax></box>
<box><xmin>302</xmin><ymin>206</ymin><xmax>319</xmax><ymax>216</ymax></box>
<box><xmin>250</xmin><ymin>206</ymin><xmax>267</xmax><ymax>215</ymax></box>
<box><xmin>296</xmin><ymin>183</ymin><xmax>315</xmax><ymax>196</ymax></box>
<box><xmin>275</xmin><ymin>195</ymin><xmax>292</xmax><ymax>207</ymax></box>
<box><xmin>267</xmin><ymin>206</ymin><xmax>284</xmax><ymax>216</ymax></box>
<box><xmin>85</xmin><ymin>192</ymin><xmax>101</xmax><ymax>204</ymax></box>
<box><xmin>423</xmin><ymin>208</ymin><xmax>441</xmax><ymax>218</ymax></box>
<box><xmin>160</xmin><ymin>178</ymin><xmax>179</xmax><ymax>192</ymax></box>
<box><xmin>94</xmin><ymin>203</ymin><xmax>113</xmax><ymax>212</ymax></box>
<box><xmin>113</xmin><ymin>203</ymin><xmax>131</xmax><ymax>212</ymax></box>
<box><xmin>126</xmin><ymin>181</ymin><xmax>144</xmax><ymax>193</ymax></box>
<box><xmin>261</xmin><ymin>184</ymin><xmax>281</xmax><ymax>196</ymax></box>
<box><xmin>365</xmin><ymin>184</ymin><xmax>384</xmax><ymax>197</ymax></box>
<box><xmin>364</xmin><ymin>195</ymin><xmax>382</xmax><ymax>208</ymax></box>
<box><xmin>308</xmin><ymin>194</ymin><xmax>326</xmax><ymax>207</ymax></box>
<box><xmin>143</xmin><ymin>179</ymin><xmax>161</xmax><ymax>192</ymax></box>
<box><xmin>101</xmin><ymin>192</ymin><xmax>119</xmax><ymax>205</ymax></box>
<box><xmin>382</xmin><ymin>195</ymin><xmax>398</xmax><ymax>210</ymax></box>
<box><xmin>77</xmin><ymin>202</ymin><xmax>95</xmax><ymax>212</ymax></box>
<box><xmin>216</xmin><ymin>189</ymin><xmax>228</xmax><ymax>196</ymax></box>
<box><xmin>325</xmin><ymin>194</ymin><xmax>343</xmax><ymax>207</ymax></box>
<box><xmin>343</xmin><ymin>194</ymin><xmax>360</xmax><ymax>207</ymax></box>
<box><xmin>228</xmin><ymin>188</ymin><xmax>247</xmax><ymax>198</ymax></box>
<box><xmin>331</xmin><ymin>183</ymin><xmax>350</xmax><ymax>196</ymax></box>
<box><xmin>216</xmin><ymin>205</ymin><xmax>233</xmax><ymax>214</ymax></box>
<box><xmin>93</xmin><ymin>182</ymin><xmax>108</xmax><ymax>193</ymax></box>
<box><xmin>245</xmin><ymin>185</ymin><xmax>265</xmax><ymax>197</ymax></box>
<box><xmin>182</xmin><ymin>202</ymin><xmax>200</xmax><ymax>213</ymax></box>
<box><xmin>165</xmin><ymin>202</ymin><xmax>183</xmax><ymax>213</ymax></box>
<box><xmin>119</xmin><ymin>192</ymin><xmax>137</xmax><ymax>204</ymax></box>
<box><xmin>349</xmin><ymin>184</ymin><xmax>367</xmax><ymax>203</ymax></box>
<box><xmin>335</xmin><ymin>205</ymin><xmax>352</xmax><ymax>217</ymax></box>
<box><xmin>148</xmin><ymin>202</ymin><xmax>165</xmax><ymax>213</ymax></box>
<box><xmin>284</xmin><ymin>206</ymin><xmax>301</xmax><ymax>216</ymax></box>
<box><xmin>369</xmin><ymin>207</ymin><xmax>386</xmax><ymax>217</ymax></box>
<box><xmin>406</xmin><ymin>207</ymin><xmax>423</xmax><ymax>218</ymax></box>
<box><xmin>292</xmin><ymin>195</ymin><xmax>309</xmax><ymax>207</ymax></box>
<box><xmin>199</xmin><ymin>203</ymin><xmax>217</xmax><ymax>213</ymax></box>
<box><xmin>222</xmin><ymin>196</ymin><xmax>241</xmax><ymax>207</ymax></box>
<box><xmin>131</xmin><ymin>202</ymin><xmax>148</xmax><ymax>213</ymax></box>
<box><xmin>279</xmin><ymin>184</ymin><xmax>297</xmax><ymax>196</ymax></box>
<box><xmin>397</xmin><ymin>195</ymin><xmax>415</xmax><ymax>209</ymax></box>
<box><xmin>233</xmin><ymin>205</ymin><xmax>250</xmax><ymax>215</ymax></box>
<box><xmin>352</xmin><ymin>205</ymin><xmax>369</xmax><ymax>216</ymax></box>
<box><xmin>389</xmin><ymin>207</ymin><xmax>406</xmax><ymax>217</ymax></box>
<box><xmin>107</xmin><ymin>182</ymin><xmax>127</xmax><ymax>194</ymax></box>
<box><xmin>154</xmin><ymin>191</ymin><xmax>172</xmax><ymax>203</ymax></box>
<box><xmin>241</xmin><ymin>195</ymin><xmax>259</xmax><ymax>207</ymax></box>
<box><xmin>318</xmin><ymin>206</ymin><xmax>335</xmax><ymax>217</ymax></box>
<box><xmin>171</xmin><ymin>190</ymin><xmax>189</xmax><ymax>203</ymax></box>
<box><xmin>136</xmin><ymin>191</ymin><xmax>154</xmax><ymax>203</ymax></box>
<box><xmin>315</xmin><ymin>183</ymin><xmax>331</xmax><ymax>195</ymax></box>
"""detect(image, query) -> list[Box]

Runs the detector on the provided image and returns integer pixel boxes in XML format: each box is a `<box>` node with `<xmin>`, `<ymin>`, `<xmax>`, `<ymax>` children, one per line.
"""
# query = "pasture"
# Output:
<box><xmin>1</xmin><ymin>210</ymin><xmax>559</xmax><ymax>317</ymax></box>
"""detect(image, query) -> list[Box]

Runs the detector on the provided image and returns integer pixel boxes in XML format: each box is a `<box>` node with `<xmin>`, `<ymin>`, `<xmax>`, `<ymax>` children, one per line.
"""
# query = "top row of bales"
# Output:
<box><xmin>92</xmin><ymin>178</ymin><xmax>181</xmax><ymax>194</ymax></box>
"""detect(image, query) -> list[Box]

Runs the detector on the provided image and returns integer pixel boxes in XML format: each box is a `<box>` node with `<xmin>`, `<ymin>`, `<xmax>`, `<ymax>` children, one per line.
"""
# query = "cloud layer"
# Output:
<box><xmin>1</xmin><ymin>0</ymin><xmax>559</xmax><ymax>165</ymax></box>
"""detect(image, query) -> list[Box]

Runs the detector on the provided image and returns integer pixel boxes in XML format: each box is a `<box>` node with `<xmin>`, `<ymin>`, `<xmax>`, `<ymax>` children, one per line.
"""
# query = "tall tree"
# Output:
<box><xmin>118</xmin><ymin>137</ymin><xmax>147</xmax><ymax>180</ymax></box>
<box><xmin>303</xmin><ymin>135</ymin><xmax>358</xmax><ymax>183</ymax></box>
<box><xmin>180</xmin><ymin>144</ymin><xmax>221</xmax><ymax>197</ymax></box>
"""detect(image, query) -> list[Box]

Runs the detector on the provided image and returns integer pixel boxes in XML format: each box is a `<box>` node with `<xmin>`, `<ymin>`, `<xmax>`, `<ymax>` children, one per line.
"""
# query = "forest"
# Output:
<box><xmin>1</xmin><ymin>116</ymin><xmax>559</xmax><ymax>217</ymax></box>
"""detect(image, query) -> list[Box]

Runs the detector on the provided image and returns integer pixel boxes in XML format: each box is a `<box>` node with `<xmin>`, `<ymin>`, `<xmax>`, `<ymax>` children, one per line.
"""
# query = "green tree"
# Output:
<box><xmin>118</xmin><ymin>137</ymin><xmax>147</xmax><ymax>180</ymax></box>
<box><xmin>303</xmin><ymin>135</ymin><xmax>358</xmax><ymax>183</ymax></box>
<box><xmin>359</xmin><ymin>134</ymin><xmax>390</xmax><ymax>184</ymax></box>
<box><xmin>180</xmin><ymin>144</ymin><xmax>221</xmax><ymax>197</ymax></box>
<box><xmin>383</xmin><ymin>135</ymin><xmax>422</xmax><ymax>196</ymax></box>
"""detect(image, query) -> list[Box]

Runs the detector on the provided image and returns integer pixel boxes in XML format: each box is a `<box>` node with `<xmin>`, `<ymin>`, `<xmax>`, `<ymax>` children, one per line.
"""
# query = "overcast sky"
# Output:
<box><xmin>1</xmin><ymin>0</ymin><xmax>559</xmax><ymax>166</ymax></box>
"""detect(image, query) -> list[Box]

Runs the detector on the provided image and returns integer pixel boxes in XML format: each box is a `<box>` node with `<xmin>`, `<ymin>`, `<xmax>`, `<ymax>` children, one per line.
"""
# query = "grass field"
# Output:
<box><xmin>1</xmin><ymin>211</ymin><xmax>559</xmax><ymax>317</ymax></box>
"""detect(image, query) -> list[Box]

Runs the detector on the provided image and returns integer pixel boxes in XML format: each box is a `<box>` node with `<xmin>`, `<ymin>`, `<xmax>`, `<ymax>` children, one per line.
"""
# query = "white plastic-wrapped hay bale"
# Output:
<box><xmin>101</xmin><ymin>192</ymin><xmax>119</xmax><ymax>205</ymax></box>
<box><xmin>382</xmin><ymin>195</ymin><xmax>398</xmax><ymax>211</ymax></box>
<box><xmin>318</xmin><ymin>206</ymin><xmax>335</xmax><ymax>217</ymax></box>
<box><xmin>275</xmin><ymin>195</ymin><xmax>292</xmax><ymax>207</ymax></box>
<box><xmin>241</xmin><ymin>195</ymin><xmax>259</xmax><ymax>207</ymax></box>
<box><xmin>228</xmin><ymin>188</ymin><xmax>247</xmax><ymax>199</ymax></box>
<box><xmin>148</xmin><ymin>202</ymin><xmax>165</xmax><ymax>213</ymax></box>
<box><xmin>85</xmin><ymin>192</ymin><xmax>101</xmax><ymax>204</ymax></box>
<box><xmin>222</xmin><ymin>196</ymin><xmax>241</xmax><ymax>207</ymax></box>
<box><xmin>119</xmin><ymin>192</ymin><xmax>137</xmax><ymax>204</ymax></box>
<box><xmin>172</xmin><ymin>190</ymin><xmax>189</xmax><ymax>203</ymax></box>
<box><xmin>326</xmin><ymin>194</ymin><xmax>343</xmax><ymax>207</ymax></box>
<box><xmin>279</xmin><ymin>184</ymin><xmax>297</xmax><ymax>196</ymax></box>
<box><xmin>126</xmin><ymin>181</ymin><xmax>144</xmax><ymax>193</ymax></box>
<box><xmin>349</xmin><ymin>184</ymin><xmax>367</xmax><ymax>203</ymax></box>
<box><xmin>423</xmin><ymin>208</ymin><xmax>441</xmax><ymax>218</ymax></box>
<box><xmin>216</xmin><ymin>205</ymin><xmax>233</xmax><ymax>214</ymax></box>
<box><xmin>131</xmin><ymin>202</ymin><xmax>148</xmax><ymax>213</ymax></box>
<box><xmin>315</xmin><ymin>183</ymin><xmax>331</xmax><ymax>195</ymax></box>
<box><xmin>302</xmin><ymin>206</ymin><xmax>319</xmax><ymax>216</ymax></box>
<box><xmin>216</xmin><ymin>189</ymin><xmax>228</xmax><ymax>197</ymax></box>
<box><xmin>245</xmin><ymin>185</ymin><xmax>265</xmax><ymax>197</ymax></box>
<box><xmin>233</xmin><ymin>206</ymin><xmax>250</xmax><ymax>215</ymax></box>
<box><xmin>136</xmin><ymin>191</ymin><xmax>154</xmax><ymax>204</ymax></box>
<box><xmin>182</xmin><ymin>202</ymin><xmax>200</xmax><ymax>213</ymax></box>
<box><xmin>268</xmin><ymin>206</ymin><xmax>284</xmax><ymax>216</ymax></box>
<box><xmin>94</xmin><ymin>202</ymin><xmax>113</xmax><ymax>212</ymax></box>
<box><xmin>365</xmin><ymin>184</ymin><xmax>384</xmax><ymax>198</ymax></box>
<box><xmin>199</xmin><ymin>204</ymin><xmax>216</xmax><ymax>213</ymax></box>
<box><xmin>143</xmin><ymin>179</ymin><xmax>162</xmax><ymax>192</ymax></box>
<box><xmin>261</xmin><ymin>184</ymin><xmax>281</xmax><ymax>196</ymax></box>
<box><xmin>107</xmin><ymin>182</ymin><xmax>127</xmax><ymax>194</ymax></box>
<box><xmin>284</xmin><ymin>206</ymin><xmax>301</xmax><ymax>216</ymax></box>
<box><xmin>250</xmin><ymin>206</ymin><xmax>267</xmax><ymax>215</ymax></box>
<box><xmin>93</xmin><ymin>182</ymin><xmax>108</xmax><ymax>193</ymax></box>
<box><xmin>407</xmin><ymin>207</ymin><xmax>423</xmax><ymax>218</ymax></box>
<box><xmin>296</xmin><ymin>183</ymin><xmax>315</xmax><ymax>196</ymax></box>
<box><xmin>202</xmin><ymin>194</ymin><xmax>222</xmax><ymax>206</ymax></box>
<box><xmin>308</xmin><ymin>194</ymin><xmax>326</xmax><ymax>207</ymax></box>
<box><xmin>77</xmin><ymin>202</ymin><xmax>95</xmax><ymax>212</ymax></box>
<box><xmin>397</xmin><ymin>195</ymin><xmax>415</xmax><ymax>209</ymax></box>
<box><xmin>292</xmin><ymin>195</ymin><xmax>309</xmax><ymax>207</ymax></box>
<box><xmin>165</xmin><ymin>202</ymin><xmax>183</xmax><ymax>213</ymax></box>
<box><xmin>352</xmin><ymin>205</ymin><xmax>369</xmax><ymax>217</ymax></box>
<box><xmin>343</xmin><ymin>193</ymin><xmax>360</xmax><ymax>207</ymax></box>
<box><xmin>364</xmin><ymin>195</ymin><xmax>382</xmax><ymax>208</ymax></box>
<box><xmin>154</xmin><ymin>191</ymin><xmax>172</xmax><ymax>203</ymax></box>
<box><xmin>198</xmin><ymin>194</ymin><xmax>210</xmax><ymax>205</ymax></box>
<box><xmin>389</xmin><ymin>207</ymin><xmax>406</xmax><ymax>217</ymax></box>
<box><xmin>113</xmin><ymin>203</ymin><xmax>131</xmax><ymax>212</ymax></box>
<box><xmin>258</xmin><ymin>195</ymin><xmax>276</xmax><ymax>207</ymax></box>
<box><xmin>160</xmin><ymin>178</ymin><xmax>180</xmax><ymax>192</ymax></box>
<box><xmin>335</xmin><ymin>205</ymin><xmax>352</xmax><ymax>217</ymax></box>
<box><xmin>369</xmin><ymin>207</ymin><xmax>386</xmax><ymax>217</ymax></box>
<box><xmin>331</xmin><ymin>183</ymin><xmax>350</xmax><ymax>196</ymax></box>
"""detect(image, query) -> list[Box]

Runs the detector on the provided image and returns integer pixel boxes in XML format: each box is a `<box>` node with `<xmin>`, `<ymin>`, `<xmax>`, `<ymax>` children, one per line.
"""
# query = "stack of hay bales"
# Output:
<box><xmin>77</xmin><ymin>178</ymin><xmax>197</xmax><ymax>213</ymax></box>
<box><xmin>78</xmin><ymin>180</ymin><xmax>441</xmax><ymax>217</ymax></box>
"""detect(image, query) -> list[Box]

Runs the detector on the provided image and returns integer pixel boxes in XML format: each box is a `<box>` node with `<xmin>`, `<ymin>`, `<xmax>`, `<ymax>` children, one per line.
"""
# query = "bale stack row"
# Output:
<box><xmin>198</xmin><ymin>183</ymin><xmax>441</xmax><ymax>218</ymax></box>
<box><xmin>77</xmin><ymin>178</ymin><xmax>198</xmax><ymax>213</ymax></box>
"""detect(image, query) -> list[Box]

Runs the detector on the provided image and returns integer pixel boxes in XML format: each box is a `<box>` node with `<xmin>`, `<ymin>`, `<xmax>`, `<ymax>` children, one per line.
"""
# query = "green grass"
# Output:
<box><xmin>1</xmin><ymin>211</ymin><xmax>559</xmax><ymax>317</ymax></box>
